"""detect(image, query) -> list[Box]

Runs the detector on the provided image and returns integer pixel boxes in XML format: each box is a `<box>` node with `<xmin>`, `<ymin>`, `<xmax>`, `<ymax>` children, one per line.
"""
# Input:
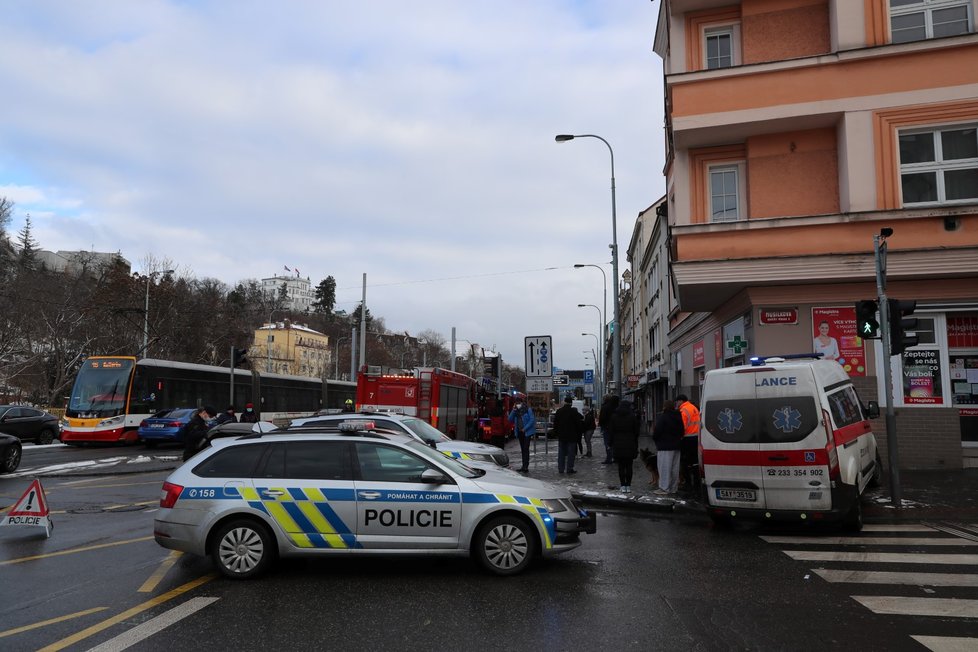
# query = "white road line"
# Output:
<box><xmin>911</xmin><ymin>635</ymin><xmax>978</xmax><ymax>652</ymax></box>
<box><xmin>761</xmin><ymin>536</ymin><xmax>978</xmax><ymax>546</ymax></box>
<box><xmin>811</xmin><ymin>568</ymin><xmax>978</xmax><ymax>586</ymax></box>
<box><xmin>853</xmin><ymin>596</ymin><xmax>978</xmax><ymax>618</ymax></box>
<box><xmin>862</xmin><ymin>524</ymin><xmax>937</xmax><ymax>532</ymax></box>
<box><xmin>783</xmin><ymin>551</ymin><xmax>978</xmax><ymax>564</ymax></box>
<box><xmin>84</xmin><ymin>597</ymin><xmax>219</xmax><ymax>652</ymax></box>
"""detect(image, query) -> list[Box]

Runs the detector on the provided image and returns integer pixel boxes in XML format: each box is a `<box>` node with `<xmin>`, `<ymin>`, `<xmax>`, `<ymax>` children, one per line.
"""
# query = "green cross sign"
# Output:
<box><xmin>727</xmin><ymin>335</ymin><xmax>748</xmax><ymax>354</ymax></box>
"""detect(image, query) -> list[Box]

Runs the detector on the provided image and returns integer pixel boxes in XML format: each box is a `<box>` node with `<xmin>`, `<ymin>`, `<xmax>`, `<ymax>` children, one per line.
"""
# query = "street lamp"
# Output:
<box><xmin>557</xmin><ymin>133</ymin><xmax>621</xmax><ymax>397</ymax></box>
<box><xmin>574</xmin><ymin>263</ymin><xmax>608</xmax><ymax>385</ymax></box>
<box><xmin>578</xmin><ymin>303</ymin><xmax>602</xmax><ymax>382</ymax></box>
<box><xmin>142</xmin><ymin>269</ymin><xmax>174</xmax><ymax>359</ymax></box>
<box><xmin>582</xmin><ymin>333</ymin><xmax>602</xmax><ymax>399</ymax></box>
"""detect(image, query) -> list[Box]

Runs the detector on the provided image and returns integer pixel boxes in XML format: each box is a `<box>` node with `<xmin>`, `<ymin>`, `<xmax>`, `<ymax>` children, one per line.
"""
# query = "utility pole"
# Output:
<box><xmin>875</xmin><ymin>229</ymin><xmax>901</xmax><ymax>508</ymax></box>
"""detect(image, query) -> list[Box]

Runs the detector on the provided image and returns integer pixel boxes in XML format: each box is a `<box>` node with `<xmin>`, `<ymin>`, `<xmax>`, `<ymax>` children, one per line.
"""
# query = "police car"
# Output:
<box><xmin>289</xmin><ymin>411</ymin><xmax>510</xmax><ymax>468</ymax></box>
<box><xmin>153</xmin><ymin>423</ymin><xmax>596</xmax><ymax>579</ymax></box>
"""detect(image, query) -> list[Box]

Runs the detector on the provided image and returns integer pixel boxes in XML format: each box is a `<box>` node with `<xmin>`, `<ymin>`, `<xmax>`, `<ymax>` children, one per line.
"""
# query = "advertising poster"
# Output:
<box><xmin>693</xmin><ymin>340</ymin><xmax>705</xmax><ymax>368</ymax></box>
<box><xmin>811</xmin><ymin>306</ymin><xmax>866</xmax><ymax>377</ymax></box>
<box><xmin>903</xmin><ymin>349</ymin><xmax>943</xmax><ymax>405</ymax></box>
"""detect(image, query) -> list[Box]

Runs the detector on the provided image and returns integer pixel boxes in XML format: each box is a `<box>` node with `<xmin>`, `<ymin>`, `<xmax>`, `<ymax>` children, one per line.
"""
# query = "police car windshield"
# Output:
<box><xmin>403</xmin><ymin>438</ymin><xmax>482</xmax><ymax>477</ymax></box>
<box><xmin>399</xmin><ymin>418</ymin><xmax>452</xmax><ymax>443</ymax></box>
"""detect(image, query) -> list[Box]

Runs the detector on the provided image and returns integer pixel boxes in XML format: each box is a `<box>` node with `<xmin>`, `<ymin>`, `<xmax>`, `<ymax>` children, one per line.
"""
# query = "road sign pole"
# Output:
<box><xmin>875</xmin><ymin>234</ymin><xmax>901</xmax><ymax>508</ymax></box>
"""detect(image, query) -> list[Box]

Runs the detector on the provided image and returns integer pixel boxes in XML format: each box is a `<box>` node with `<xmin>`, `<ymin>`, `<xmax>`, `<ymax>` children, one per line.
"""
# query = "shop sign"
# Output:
<box><xmin>627</xmin><ymin>374</ymin><xmax>641</xmax><ymax>387</ymax></box>
<box><xmin>760</xmin><ymin>308</ymin><xmax>798</xmax><ymax>325</ymax></box>
<box><xmin>903</xmin><ymin>349</ymin><xmax>943</xmax><ymax>405</ymax></box>
<box><xmin>948</xmin><ymin>316</ymin><xmax>978</xmax><ymax>347</ymax></box>
<box><xmin>812</xmin><ymin>306</ymin><xmax>866</xmax><ymax>377</ymax></box>
<box><xmin>692</xmin><ymin>340</ymin><xmax>705</xmax><ymax>367</ymax></box>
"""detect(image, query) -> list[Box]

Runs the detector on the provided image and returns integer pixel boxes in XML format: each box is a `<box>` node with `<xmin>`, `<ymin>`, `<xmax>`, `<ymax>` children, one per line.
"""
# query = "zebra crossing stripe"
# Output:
<box><xmin>861</xmin><ymin>524</ymin><xmax>937</xmax><ymax>532</ymax></box>
<box><xmin>911</xmin><ymin>635</ymin><xmax>978</xmax><ymax>652</ymax></box>
<box><xmin>853</xmin><ymin>596</ymin><xmax>978</xmax><ymax>618</ymax></box>
<box><xmin>784</xmin><ymin>551</ymin><xmax>978</xmax><ymax>564</ymax></box>
<box><xmin>811</xmin><ymin>568</ymin><xmax>978</xmax><ymax>586</ymax></box>
<box><xmin>762</xmin><ymin>536</ymin><xmax>977</xmax><ymax>546</ymax></box>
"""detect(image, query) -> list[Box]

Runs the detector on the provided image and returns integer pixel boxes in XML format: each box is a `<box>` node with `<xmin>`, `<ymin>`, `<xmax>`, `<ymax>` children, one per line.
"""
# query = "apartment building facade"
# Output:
<box><xmin>261</xmin><ymin>273</ymin><xmax>315</xmax><ymax>312</ymax></box>
<box><xmin>253</xmin><ymin>320</ymin><xmax>330</xmax><ymax>378</ymax></box>
<box><xmin>653</xmin><ymin>0</ymin><xmax>978</xmax><ymax>468</ymax></box>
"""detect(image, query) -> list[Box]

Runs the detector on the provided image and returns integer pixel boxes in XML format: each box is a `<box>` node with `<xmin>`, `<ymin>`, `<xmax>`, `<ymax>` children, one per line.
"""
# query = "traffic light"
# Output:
<box><xmin>232</xmin><ymin>347</ymin><xmax>248</xmax><ymax>368</ymax></box>
<box><xmin>888</xmin><ymin>299</ymin><xmax>918</xmax><ymax>356</ymax></box>
<box><xmin>855</xmin><ymin>300</ymin><xmax>880</xmax><ymax>339</ymax></box>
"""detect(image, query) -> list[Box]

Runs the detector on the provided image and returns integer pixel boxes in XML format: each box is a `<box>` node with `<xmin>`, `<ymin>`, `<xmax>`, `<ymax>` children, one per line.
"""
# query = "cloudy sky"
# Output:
<box><xmin>0</xmin><ymin>0</ymin><xmax>666</xmax><ymax>374</ymax></box>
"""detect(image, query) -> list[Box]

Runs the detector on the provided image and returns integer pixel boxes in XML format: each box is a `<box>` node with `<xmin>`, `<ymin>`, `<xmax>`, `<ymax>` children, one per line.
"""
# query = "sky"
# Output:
<box><xmin>0</xmin><ymin>0</ymin><xmax>666</xmax><ymax>375</ymax></box>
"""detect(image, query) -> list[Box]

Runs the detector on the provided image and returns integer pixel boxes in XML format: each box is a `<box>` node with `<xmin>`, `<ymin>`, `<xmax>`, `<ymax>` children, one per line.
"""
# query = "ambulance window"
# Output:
<box><xmin>355</xmin><ymin>443</ymin><xmax>431</xmax><ymax>483</ymax></box>
<box><xmin>756</xmin><ymin>397</ymin><xmax>819</xmax><ymax>443</ymax></box>
<box><xmin>194</xmin><ymin>443</ymin><xmax>268</xmax><ymax>478</ymax></box>
<box><xmin>280</xmin><ymin>442</ymin><xmax>353</xmax><ymax>480</ymax></box>
<box><xmin>702</xmin><ymin>400</ymin><xmax>757</xmax><ymax>444</ymax></box>
<box><xmin>827</xmin><ymin>386</ymin><xmax>863</xmax><ymax>428</ymax></box>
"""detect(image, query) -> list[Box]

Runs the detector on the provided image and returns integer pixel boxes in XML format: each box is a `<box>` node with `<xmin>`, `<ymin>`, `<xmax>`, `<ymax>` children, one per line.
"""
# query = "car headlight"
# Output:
<box><xmin>97</xmin><ymin>415</ymin><xmax>124</xmax><ymax>427</ymax></box>
<box><xmin>542</xmin><ymin>499</ymin><xmax>572</xmax><ymax>514</ymax></box>
<box><xmin>467</xmin><ymin>453</ymin><xmax>493</xmax><ymax>462</ymax></box>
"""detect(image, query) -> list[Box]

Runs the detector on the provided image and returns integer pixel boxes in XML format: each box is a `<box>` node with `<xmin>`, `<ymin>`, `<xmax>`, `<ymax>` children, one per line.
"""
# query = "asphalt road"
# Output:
<box><xmin>2</xmin><ymin>444</ymin><xmax>976</xmax><ymax>651</ymax></box>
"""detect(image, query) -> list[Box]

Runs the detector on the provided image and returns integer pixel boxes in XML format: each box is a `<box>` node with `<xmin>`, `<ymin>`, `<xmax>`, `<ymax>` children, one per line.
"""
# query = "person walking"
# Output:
<box><xmin>652</xmin><ymin>400</ymin><xmax>684</xmax><ymax>495</ymax></box>
<box><xmin>609</xmin><ymin>400</ymin><xmax>640</xmax><ymax>493</ymax></box>
<box><xmin>553</xmin><ymin>395</ymin><xmax>584</xmax><ymax>474</ymax></box>
<box><xmin>508</xmin><ymin>400</ymin><xmax>536</xmax><ymax>473</ymax></box>
<box><xmin>598</xmin><ymin>394</ymin><xmax>620</xmax><ymax>464</ymax></box>
<box><xmin>182</xmin><ymin>405</ymin><xmax>216</xmax><ymax>462</ymax></box>
<box><xmin>677</xmin><ymin>393</ymin><xmax>702</xmax><ymax>492</ymax></box>
<box><xmin>582</xmin><ymin>404</ymin><xmax>596</xmax><ymax>457</ymax></box>
<box><xmin>239</xmin><ymin>402</ymin><xmax>259</xmax><ymax>423</ymax></box>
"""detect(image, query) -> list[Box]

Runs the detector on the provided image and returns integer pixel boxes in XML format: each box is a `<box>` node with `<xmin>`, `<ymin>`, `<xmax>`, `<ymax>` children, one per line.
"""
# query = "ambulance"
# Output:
<box><xmin>699</xmin><ymin>355</ymin><xmax>881</xmax><ymax>530</ymax></box>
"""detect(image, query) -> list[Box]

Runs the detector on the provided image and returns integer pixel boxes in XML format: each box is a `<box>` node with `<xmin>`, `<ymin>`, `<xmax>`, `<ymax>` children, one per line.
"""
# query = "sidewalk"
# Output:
<box><xmin>505</xmin><ymin>435</ymin><xmax>978</xmax><ymax>523</ymax></box>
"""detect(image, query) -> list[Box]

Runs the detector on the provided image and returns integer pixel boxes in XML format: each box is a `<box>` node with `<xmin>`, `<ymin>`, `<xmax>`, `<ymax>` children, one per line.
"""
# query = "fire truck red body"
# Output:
<box><xmin>356</xmin><ymin>367</ymin><xmax>478</xmax><ymax>439</ymax></box>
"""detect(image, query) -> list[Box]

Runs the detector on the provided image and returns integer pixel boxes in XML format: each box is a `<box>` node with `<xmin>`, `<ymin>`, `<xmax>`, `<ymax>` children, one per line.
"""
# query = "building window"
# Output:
<box><xmin>709</xmin><ymin>164</ymin><xmax>743</xmax><ymax>222</ymax></box>
<box><xmin>889</xmin><ymin>0</ymin><xmax>972</xmax><ymax>44</ymax></box>
<box><xmin>899</xmin><ymin>126</ymin><xmax>978</xmax><ymax>205</ymax></box>
<box><xmin>704</xmin><ymin>27</ymin><xmax>735</xmax><ymax>69</ymax></box>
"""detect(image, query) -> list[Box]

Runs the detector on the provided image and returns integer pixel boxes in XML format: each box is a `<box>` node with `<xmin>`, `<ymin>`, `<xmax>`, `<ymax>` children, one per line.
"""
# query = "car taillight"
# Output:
<box><xmin>160</xmin><ymin>482</ymin><xmax>184</xmax><ymax>508</ymax></box>
<box><xmin>139</xmin><ymin>420</ymin><xmax>148</xmax><ymax>428</ymax></box>
<box><xmin>168</xmin><ymin>421</ymin><xmax>182</xmax><ymax>427</ymax></box>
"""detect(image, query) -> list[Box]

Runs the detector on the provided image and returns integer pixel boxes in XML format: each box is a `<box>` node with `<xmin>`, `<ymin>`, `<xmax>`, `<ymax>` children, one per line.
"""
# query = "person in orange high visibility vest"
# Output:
<box><xmin>676</xmin><ymin>394</ymin><xmax>701</xmax><ymax>493</ymax></box>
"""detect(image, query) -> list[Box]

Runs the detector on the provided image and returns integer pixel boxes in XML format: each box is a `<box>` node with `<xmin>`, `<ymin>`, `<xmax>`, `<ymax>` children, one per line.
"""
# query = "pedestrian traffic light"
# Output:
<box><xmin>232</xmin><ymin>347</ymin><xmax>248</xmax><ymax>368</ymax></box>
<box><xmin>855</xmin><ymin>300</ymin><xmax>880</xmax><ymax>339</ymax></box>
<box><xmin>888</xmin><ymin>299</ymin><xmax>918</xmax><ymax>356</ymax></box>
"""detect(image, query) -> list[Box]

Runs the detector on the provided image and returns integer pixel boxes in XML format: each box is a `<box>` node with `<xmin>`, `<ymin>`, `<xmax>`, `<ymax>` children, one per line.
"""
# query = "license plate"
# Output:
<box><xmin>716</xmin><ymin>488</ymin><xmax>756</xmax><ymax>502</ymax></box>
<box><xmin>150</xmin><ymin>423</ymin><xmax>165</xmax><ymax>429</ymax></box>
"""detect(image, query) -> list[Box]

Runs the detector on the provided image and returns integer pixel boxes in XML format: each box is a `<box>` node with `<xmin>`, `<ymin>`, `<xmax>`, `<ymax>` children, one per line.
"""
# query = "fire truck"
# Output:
<box><xmin>356</xmin><ymin>366</ymin><xmax>478</xmax><ymax>439</ymax></box>
<box><xmin>474</xmin><ymin>387</ymin><xmax>524</xmax><ymax>448</ymax></box>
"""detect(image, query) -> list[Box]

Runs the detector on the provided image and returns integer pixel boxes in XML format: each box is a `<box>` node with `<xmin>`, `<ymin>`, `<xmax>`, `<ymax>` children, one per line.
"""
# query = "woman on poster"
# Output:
<box><xmin>813</xmin><ymin>320</ymin><xmax>841</xmax><ymax>361</ymax></box>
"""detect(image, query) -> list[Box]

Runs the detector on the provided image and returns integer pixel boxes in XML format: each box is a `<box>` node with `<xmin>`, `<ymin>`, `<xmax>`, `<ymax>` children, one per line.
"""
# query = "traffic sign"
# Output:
<box><xmin>526</xmin><ymin>377</ymin><xmax>553</xmax><ymax>393</ymax></box>
<box><xmin>524</xmin><ymin>336</ymin><xmax>553</xmax><ymax>378</ymax></box>
<box><xmin>583</xmin><ymin>369</ymin><xmax>593</xmax><ymax>383</ymax></box>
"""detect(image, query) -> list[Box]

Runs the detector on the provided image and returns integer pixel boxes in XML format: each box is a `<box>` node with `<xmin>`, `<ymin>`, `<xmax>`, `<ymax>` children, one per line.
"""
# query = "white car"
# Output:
<box><xmin>290</xmin><ymin>412</ymin><xmax>510</xmax><ymax>468</ymax></box>
<box><xmin>154</xmin><ymin>424</ymin><xmax>596</xmax><ymax>578</ymax></box>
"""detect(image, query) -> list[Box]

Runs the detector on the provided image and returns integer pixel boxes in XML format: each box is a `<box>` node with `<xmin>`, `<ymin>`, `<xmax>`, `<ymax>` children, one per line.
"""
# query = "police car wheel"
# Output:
<box><xmin>475</xmin><ymin>515</ymin><xmax>534</xmax><ymax>576</ymax></box>
<box><xmin>211</xmin><ymin>519</ymin><xmax>274</xmax><ymax>579</ymax></box>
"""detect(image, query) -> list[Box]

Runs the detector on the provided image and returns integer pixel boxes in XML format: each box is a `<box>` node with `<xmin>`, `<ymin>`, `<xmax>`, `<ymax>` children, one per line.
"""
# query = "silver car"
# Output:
<box><xmin>153</xmin><ymin>425</ymin><xmax>596</xmax><ymax>579</ymax></box>
<box><xmin>289</xmin><ymin>412</ymin><xmax>510</xmax><ymax>468</ymax></box>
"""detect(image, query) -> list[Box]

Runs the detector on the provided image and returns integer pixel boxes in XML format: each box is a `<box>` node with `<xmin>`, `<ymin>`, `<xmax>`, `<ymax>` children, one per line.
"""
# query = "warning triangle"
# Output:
<box><xmin>8</xmin><ymin>478</ymin><xmax>49</xmax><ymax>517</ymax></box>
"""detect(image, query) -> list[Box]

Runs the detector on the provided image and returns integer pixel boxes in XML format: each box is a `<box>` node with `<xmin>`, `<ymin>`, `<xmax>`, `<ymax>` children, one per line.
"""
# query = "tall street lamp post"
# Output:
<box><xmin>574</xmin><ymin>263</ymin><xmax>608</xmax><ymax>386</ymax></box>
<box><xmin>578</xmin><ymin>303</ymin><xmax>602</xmax><ymax>393</ymax></box>
<box><xmin>142</xmin><ymin>269</ymin><xmax>174</xmax><ymax>359</ymax></box>
<box><xmin>582</xmin><ymin>333</ymin><xmax>602</xmax><ymax>399</ymax></box>
<box><xmin>557</xmin><ymin>134</ymin><xmax>621</xmax><ymax>397</ymax></box>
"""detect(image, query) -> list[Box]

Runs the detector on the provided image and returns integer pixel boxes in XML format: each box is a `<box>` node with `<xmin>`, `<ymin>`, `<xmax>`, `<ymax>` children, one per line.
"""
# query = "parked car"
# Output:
<box><xmin>138</xmin><ymin>408</ymin><xmax>198</xmax><ymax>447</ymax></box>
<box><xmin>0</xmin><ymin>433</ymin><xmax>22</xmax><ymax>473</ymax></box>
<box><xmin>202</xmin><ymin>421</ymin><xmax>279</xmax><ymax>446</ymax></box>
<box><xmin>0</xmin><ymin>405</ymin><xmax>61</xmax><ymax>445</ymax></box>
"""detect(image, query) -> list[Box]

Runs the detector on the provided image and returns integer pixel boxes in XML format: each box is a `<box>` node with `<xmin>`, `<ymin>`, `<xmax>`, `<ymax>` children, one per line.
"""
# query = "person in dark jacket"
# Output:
<box><xmin>239</xmin><ymin>402</ymin><xmax>259</xmax><ymax>423</ymax></box>
<box><xmin>652</xmin><ymin>400</ymin><xmax>685</xmax><ymax>495</ymax></box>
<box><xmin>582</xmin><ymin>405</ymin><xmax>597</xmax><ymax>457</ymax></box>
<box><xmin>182</xmin><ymin>405</ymin><xmax>216</xmax><ymax>462</ymax></box>
<box><xmin>553</xmin><ymin>395</ymin><xmax>584</xmax><ymax>474</ymax></box>
<box><xmin>598</xmin><ymin>394</ymin><xmax>620</xmax><ymax>464</ymax></box>
<box><xmin>609</xmin><ymin>400</ymin><xmax>639</xmax><ymax>493</ymax></box>
<box><xmin>212</xmin><ymin>405</ymin><xmax>237</xmax><ymax>427</ymax></box>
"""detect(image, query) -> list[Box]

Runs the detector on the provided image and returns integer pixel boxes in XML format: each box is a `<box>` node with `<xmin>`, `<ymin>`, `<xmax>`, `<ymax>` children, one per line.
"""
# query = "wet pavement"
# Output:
<box><xmin>506</xmin><ymin>433</ymin><xmax>978</xmax><ymax>524</ymax></box>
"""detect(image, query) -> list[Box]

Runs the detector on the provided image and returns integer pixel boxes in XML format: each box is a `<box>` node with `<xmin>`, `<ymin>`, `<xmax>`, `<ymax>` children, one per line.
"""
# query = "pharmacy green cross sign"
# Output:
<box><xmin>727</xmin><ymin>335</ymin><xmax>748</xmax><ymax>354</ymax></box>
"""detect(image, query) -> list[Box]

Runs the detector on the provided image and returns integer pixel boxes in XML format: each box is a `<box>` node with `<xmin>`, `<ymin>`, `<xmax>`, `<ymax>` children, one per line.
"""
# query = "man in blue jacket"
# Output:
<box><xmin>508</xmin><ymin>400</ymin><xmax>536</xmax><ymax>473</ymax></box>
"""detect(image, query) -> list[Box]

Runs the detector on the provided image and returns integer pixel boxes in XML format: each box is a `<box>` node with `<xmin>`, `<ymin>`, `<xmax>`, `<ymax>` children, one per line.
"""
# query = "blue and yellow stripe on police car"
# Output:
<box><xmin>462</xmin><ymin>493</ymin><xmax>555</xmax><ymax>550</ymax></box>
<box><xmin>240</xmin><ymin>486</ymin><xmax>359</xmax><ymax>549</ymax></box>
<box><xmin>442</xmin><ymin>451</ymin><xmax>473</xmax><ymax>461</ymax></box>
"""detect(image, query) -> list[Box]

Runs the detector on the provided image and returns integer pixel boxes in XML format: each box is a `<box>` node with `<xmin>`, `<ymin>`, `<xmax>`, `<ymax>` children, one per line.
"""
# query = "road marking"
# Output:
<box><xmin>36</xmin><ymin>574</ymin><xmax>215</xmax><ymax>652</ymax></box>
<box><xmin>783</xmin><ymin>551</ymin><xmax>978</xmax><ymax>565</ymax></box>
<box><xmin>138</xmin><ymin>551</ymin><xmax>182</xmax><ymax>593</ymax></box>
<box><xmin>911</xmin><ymin>635</ymin><xmax>978</xmax><ymax>651</ymax></box>
<box><xmin>105</xmin><ymin>500</ymin><xmax>158</xmax><ymax>510</ymax></box>
<box><xmin>861</xmin><ymin>524</ymin><xmax>936</xmax><ymax>532</ymax></box>
<box><xmin>85</xmin><ymin>597</ymin><xmax>219</xmax><ymax>652</ymax></box>
<box><xmin>853</xmin><ymin>596</ymin><xmax>978</xmax><ymax>618</ymax></box>
<box><xmin>65</xmin><ymin>480</ymin><xmax>163</xmax><ymax>490</ymax></box>
<box><xmin>0</xmin><ymin>607</ymin><xmax>109</xmax><ymax>639</ymax></box>
<box><xmin>761</xmin><ymin>536</ymin><xmax>977</xmax><ymax>546</ymax></box>
<box><xmin>812</xmin><ymin>568</ymin><xmax>978</xmax><ymax>586</ymax></box>
<box><xmin>0</xmin><ymin>536</ymin><xmax>154</xmax><ymax>566</ymax></box>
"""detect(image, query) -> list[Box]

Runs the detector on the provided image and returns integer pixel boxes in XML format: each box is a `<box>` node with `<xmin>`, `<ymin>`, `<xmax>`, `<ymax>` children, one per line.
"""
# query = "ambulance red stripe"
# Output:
<box><xmin>701</xmin><ymin>449</ymin><xmax>829</xmax><ymax>466</ymax></box>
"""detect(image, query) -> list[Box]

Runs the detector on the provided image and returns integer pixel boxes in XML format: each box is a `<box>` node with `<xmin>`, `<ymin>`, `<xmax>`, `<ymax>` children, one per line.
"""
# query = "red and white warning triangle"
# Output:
<box><xmin>1</xmin><ymin>478</ymin><xmax>52</xmax><ymax>537</ymax></box>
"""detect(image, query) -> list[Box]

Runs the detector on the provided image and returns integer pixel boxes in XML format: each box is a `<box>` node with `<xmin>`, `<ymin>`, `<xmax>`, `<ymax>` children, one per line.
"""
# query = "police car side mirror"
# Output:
<box><xmin>420</xmin><ymin>469</ymin><xmax>448</xmax><ymax>484</ymax></box>
<box><xmin>865</xmin><ymin>401</ymin><xmax>880</xmax><ymax>419</ymax></box>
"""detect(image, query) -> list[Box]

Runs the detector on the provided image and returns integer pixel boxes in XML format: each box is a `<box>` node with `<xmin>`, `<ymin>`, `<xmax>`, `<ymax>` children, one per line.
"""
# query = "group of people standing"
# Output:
<box><xmin>650</xmin><ymin>394</ymin><xmax>701</xmax><ymax>496</ymax></box>
<box><xmin>181</xmin><ymin>402</ymin><xmax>260</xmax><ymax>461</ymax></box>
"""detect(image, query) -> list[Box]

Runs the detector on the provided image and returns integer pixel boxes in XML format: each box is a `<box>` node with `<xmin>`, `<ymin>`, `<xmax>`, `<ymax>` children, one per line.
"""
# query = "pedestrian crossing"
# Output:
<box><xmin>760</xmin><ymin>522</ymin><xmax>978</xmax><ymax>652</ymax></box>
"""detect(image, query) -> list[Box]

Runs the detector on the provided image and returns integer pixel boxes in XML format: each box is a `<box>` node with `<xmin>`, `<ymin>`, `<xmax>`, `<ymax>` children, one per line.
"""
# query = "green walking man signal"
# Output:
<box><xmin>855</xmin><ymin>300</ymin><xmax>880</xmax><ymax>339</ymax></box>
